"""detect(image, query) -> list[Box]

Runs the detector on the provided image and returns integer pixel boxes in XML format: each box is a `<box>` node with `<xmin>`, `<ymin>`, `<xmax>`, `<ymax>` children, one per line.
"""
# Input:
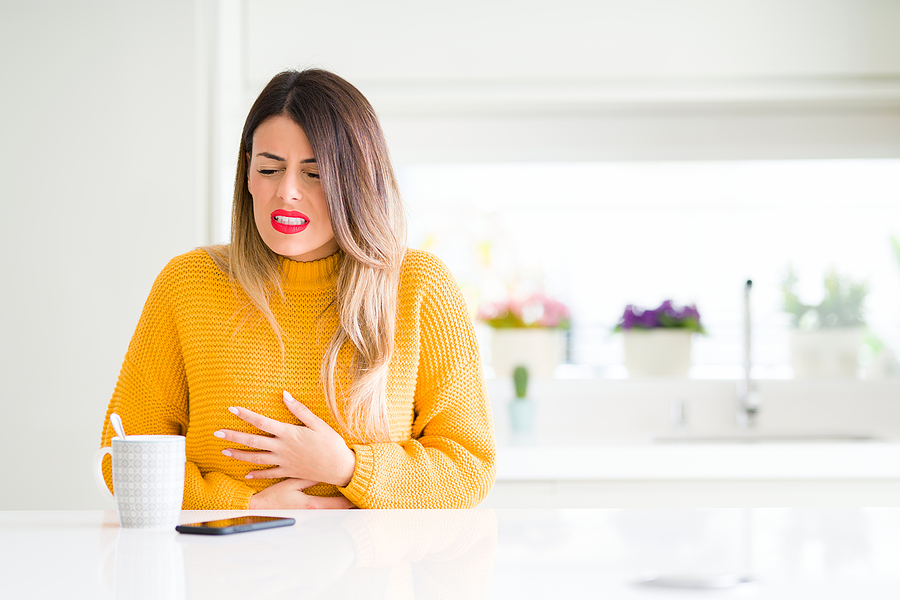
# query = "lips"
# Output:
<box><xmin>270</xmin><ymin>209</ymin><xmax>309</xmax><ymax>234</ymax></box>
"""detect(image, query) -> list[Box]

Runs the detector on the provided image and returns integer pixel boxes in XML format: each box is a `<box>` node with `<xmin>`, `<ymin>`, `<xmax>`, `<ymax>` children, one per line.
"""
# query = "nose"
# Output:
<box><xmin>277</xmin><ymin>169</ymin><xmax>303</xmax><ymax>202</ymax></box>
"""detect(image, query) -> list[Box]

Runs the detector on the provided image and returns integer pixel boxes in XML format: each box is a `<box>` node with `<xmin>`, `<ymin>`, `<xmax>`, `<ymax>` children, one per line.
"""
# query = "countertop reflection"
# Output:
<box><xmin>2</xmin><ymin>507</ymin><xmax>900</xmax><ymax>598</ymax></box>
<box><xmin>177</xmin><ymin>509</ymin><xmax>496</xmax><ymax>598</ymax></box>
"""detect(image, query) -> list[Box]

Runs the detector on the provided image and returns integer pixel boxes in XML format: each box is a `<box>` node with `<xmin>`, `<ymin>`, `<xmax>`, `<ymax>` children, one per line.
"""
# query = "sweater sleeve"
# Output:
<box><xmin>338</xmin><ymin>255</ymin><xmax>496</xmax><ymax>508</ymax></box>
<box><xmin>99</xmin><ymin>257</ymin><xmax>255</xmax><ymax>510</ymax></box>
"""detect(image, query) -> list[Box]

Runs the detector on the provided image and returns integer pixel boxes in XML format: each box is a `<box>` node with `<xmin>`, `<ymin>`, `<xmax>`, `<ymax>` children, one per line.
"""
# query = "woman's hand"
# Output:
<box><xmin>248</xmin><ymin>478</ymin><xmax>356</xmax><ymax>510</ymax></box>
<box><xmin>215</xmin><ymin>391</ymin><xmax>357</xmax><ymax>487</ymax></box>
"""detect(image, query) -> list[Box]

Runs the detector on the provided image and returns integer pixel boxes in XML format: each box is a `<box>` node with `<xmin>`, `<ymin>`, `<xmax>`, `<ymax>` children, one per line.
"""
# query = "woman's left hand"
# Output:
<box><xmin>215</xmin><ymin>391</ymin><xmax>356</xmax><ymax>487</ymax></box>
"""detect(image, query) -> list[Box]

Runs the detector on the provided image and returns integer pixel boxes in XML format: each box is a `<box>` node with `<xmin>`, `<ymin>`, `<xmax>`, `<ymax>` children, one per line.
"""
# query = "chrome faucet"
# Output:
<box><xmin>737</xmin><ymin>279</ymin><xmax>762</xmax><ymax>428</ymax></box>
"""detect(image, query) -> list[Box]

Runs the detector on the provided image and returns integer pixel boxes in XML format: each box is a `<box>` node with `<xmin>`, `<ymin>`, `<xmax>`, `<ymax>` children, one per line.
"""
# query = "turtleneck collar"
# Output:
<box><xmin>278</xmin><ymin>251</ymin><xmax>342</xmax><ymax>291</ymax></box>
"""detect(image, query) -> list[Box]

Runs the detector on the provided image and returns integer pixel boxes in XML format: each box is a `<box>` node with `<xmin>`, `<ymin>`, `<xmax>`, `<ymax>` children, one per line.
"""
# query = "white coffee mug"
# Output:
<box><xmin>93</xmin><ymin>435</ymin><xmax>186</xmax><ymax>529</ymax></box>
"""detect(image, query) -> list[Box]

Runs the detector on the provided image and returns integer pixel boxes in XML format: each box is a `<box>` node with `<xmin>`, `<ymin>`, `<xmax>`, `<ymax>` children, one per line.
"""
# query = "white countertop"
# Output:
<box><xmin>3</xmin><ymin>508</ymin><xmax>900</xmax><ymax>599</ymax></box>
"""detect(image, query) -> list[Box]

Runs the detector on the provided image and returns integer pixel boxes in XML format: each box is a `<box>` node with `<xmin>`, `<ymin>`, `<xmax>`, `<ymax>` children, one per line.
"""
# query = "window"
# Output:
<box><xmin>398</xmin><ymin>159</ymin><xmax>900</xmax><ymax>378</ymax></box>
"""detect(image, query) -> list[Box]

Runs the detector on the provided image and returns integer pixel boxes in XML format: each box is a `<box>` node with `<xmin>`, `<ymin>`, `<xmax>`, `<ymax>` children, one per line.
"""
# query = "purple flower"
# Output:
<box><xmin>615</xmin><ymin>299</ymin><xmax>706</xmax><ymax>334</ymax></box>
<box><xmin>621</xmin><ymin>305</ymin><xmax>640</xmax><ymax>329</ymax></box>
<box><xmin>639</xmin><ymin>310</ymin><xmax>659</xmax><ymax>328</ymax></box>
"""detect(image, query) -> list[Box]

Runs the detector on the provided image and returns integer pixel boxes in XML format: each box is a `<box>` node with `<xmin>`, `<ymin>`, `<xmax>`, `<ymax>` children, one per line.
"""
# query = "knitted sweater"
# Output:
<box><xmin>100</xmin><ymin>248</ymin><xmax>495</xmax><ymax>509</ymax></box>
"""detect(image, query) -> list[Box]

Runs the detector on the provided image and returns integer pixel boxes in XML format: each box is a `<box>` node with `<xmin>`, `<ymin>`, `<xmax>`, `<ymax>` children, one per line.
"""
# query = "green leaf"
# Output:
<box><xmin>782</xmin><ymin>265</ymin><xmax>868</xmax><ymax>329</ymax></box>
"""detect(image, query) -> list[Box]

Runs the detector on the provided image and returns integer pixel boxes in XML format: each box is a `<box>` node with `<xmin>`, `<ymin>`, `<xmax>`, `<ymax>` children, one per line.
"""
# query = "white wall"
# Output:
<box><xmin>246</xmin><ymin>0</ymin><xmax>900</xmax><ymax>81</ymax></box>
<box><xmin>0</xmin><ymin>1</ymin><xmax>205</xmax><ymax>509</ymax></box>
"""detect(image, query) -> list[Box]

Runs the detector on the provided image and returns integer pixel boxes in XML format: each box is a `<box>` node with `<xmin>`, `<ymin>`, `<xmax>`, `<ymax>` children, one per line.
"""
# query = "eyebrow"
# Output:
<box><xmin>256</xmin><ymin>152</ymin><xmax>316</xmax><ymax>164</ymax></box>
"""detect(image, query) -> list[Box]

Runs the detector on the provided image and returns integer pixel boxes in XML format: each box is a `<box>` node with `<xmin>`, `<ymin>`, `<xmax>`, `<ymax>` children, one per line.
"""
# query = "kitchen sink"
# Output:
<box><xmin>653</xmin><ymin>432</ymin><xmax>880</xmax><ymax>444</ymax></box>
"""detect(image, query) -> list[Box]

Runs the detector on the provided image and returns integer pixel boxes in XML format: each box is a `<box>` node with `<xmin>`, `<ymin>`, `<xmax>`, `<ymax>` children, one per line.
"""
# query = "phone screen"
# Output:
<box><xmin>175</xmin><ymin>516</ymin><xmax>295</xmax><ymax>535</ymax></box>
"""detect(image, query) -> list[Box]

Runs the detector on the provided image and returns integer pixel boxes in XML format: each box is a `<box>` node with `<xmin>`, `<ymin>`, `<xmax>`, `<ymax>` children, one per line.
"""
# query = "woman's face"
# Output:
<box><xmin>247</xmin><ymin>115</ymin><xmax>339</xmax><ymax>262</ymax></box>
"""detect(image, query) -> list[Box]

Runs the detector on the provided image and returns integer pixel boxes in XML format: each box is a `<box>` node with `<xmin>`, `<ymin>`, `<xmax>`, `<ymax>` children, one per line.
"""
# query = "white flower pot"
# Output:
<box><xmin>508</xmin><ymin>398</ymin><xmax>536</xmax><ymax>433</ymax></box>
<box><xmin>623</xmin><ymin>329</ymin><xmax>693</xmax><ymax>377</ymax></box>
<box><xmin>789</xmin><ymin>327</ymin><xmax>863</xmax><ymax>378</ymax></box>
<box><xmin>490</xmin><ymin>328</ymin><xmax>565</xmax><ymax>378</ymax></box>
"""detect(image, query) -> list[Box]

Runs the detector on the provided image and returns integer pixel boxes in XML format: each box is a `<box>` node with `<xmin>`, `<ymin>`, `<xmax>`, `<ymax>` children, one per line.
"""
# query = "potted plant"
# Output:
<box><xmin>614</xmin><ymin>300</ymin><xmax>706</xmax><ymax>377</ymax></box>
<box><xmin>782</xmin><ymin>267</ymin><xmax>868</xmax><ymax>378</ymax></box>
<box><xmin>477</xmin><ymin>293</ymin><xmax>570</xmax><ymax>378</ymax></box>
<box><xmin>508</xmin><ymin>365</ymin><xmax>536</xmax><ymax>434</ymax></box>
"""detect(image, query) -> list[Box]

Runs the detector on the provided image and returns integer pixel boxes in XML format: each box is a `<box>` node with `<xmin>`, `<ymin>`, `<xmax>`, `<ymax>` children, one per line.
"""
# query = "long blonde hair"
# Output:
<box><xmin>206</xmin><ymin>69</ymin><xmax>406</xmax><ymax>442</ymax></box>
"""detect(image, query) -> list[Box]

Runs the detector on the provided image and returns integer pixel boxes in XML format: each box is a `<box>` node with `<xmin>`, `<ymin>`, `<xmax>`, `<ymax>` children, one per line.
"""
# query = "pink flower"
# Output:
<box><xmin>478</xmin><ymin>293</ymin><xmax>570</xmax><ymax>329</ymax></box>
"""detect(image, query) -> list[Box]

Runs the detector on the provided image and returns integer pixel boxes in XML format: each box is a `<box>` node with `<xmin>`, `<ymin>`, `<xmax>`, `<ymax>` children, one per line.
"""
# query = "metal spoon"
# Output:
<box><xmin>110</xmin><ymin>413</ymin><xmax>127</xmax><ymax>440</ymax></box>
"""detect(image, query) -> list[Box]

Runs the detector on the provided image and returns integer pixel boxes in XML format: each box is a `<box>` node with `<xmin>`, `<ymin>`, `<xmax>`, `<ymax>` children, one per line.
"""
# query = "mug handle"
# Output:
<box><xmin>92</xmin><ymin>447</ymin><xmax>115</xmax><ymax>500</ymax></box>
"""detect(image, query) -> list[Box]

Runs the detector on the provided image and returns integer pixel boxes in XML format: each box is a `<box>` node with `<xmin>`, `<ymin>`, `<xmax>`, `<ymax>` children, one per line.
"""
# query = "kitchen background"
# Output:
<box><xmin>2</xmin><ymin>0</ymin><xmax>899</xmax><ymax>509</ymax></box>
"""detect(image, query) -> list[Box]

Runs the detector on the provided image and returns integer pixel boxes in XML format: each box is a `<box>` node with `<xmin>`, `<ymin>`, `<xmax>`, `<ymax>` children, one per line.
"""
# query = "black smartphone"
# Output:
<box><xmin>175</xmin><ymin>516</ymin><xmax>296</xmax><ymax>535</ymax></box>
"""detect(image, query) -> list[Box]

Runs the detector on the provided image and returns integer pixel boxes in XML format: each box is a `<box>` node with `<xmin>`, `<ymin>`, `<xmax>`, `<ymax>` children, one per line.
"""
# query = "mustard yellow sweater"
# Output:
<box><xmin>101</xmin><ymin>249</ymin><xmax>495</xmax><ymax>509</ymax></box>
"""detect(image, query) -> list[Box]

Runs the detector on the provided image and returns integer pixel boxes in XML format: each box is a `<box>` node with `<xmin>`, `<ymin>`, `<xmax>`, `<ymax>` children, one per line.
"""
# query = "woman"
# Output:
<box><xmin>100</xmin><ymin>69</ymin><xmax>495</xmax><ymax>509</ymax></box>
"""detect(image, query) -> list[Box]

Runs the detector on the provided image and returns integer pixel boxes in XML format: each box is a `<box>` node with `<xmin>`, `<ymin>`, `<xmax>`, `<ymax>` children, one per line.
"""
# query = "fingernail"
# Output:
<box><xmin>214</xmin><ymin>430</ymin><xmax>225</xmax><ymax>438</ymax></box>
<box><xmin>228</xmin><ymin>407</ymin><xmax>239</xmax><ymax>415</ymax></box>
<box><xmin>222</xmin><ymin>449</ymin><xmax>232</xmax><ymax>457</ymax></box>
<box><xmin>245</xmin><ymin>473</ymin><xmax>253</xmax><ymax>479</ymax></box>
<box><xmin>283</xmin><ymin>391</ymin><xmax>296</xmax><ymax>403</ymax></box>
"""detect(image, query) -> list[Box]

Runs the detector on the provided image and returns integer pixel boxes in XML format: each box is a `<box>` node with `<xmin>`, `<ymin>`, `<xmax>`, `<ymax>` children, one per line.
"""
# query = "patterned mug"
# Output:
<box><xmin>93</xmin><ymin>435</ymin><xmax>186</xmax><ymax>529</ymax></box>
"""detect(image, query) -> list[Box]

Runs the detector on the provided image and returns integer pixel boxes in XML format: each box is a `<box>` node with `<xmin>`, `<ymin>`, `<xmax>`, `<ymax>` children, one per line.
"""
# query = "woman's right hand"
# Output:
<box><xmin>248</xmin><ymin>478</ymin><xmax>356</xmax><ymax>510</ymax></box>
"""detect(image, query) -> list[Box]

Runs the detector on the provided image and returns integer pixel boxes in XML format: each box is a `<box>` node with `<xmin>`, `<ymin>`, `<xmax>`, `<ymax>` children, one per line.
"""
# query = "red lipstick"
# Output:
<box><xmin>270</xmin><ymin>209</ymin><xmax>309</xmax><ymax>234</ymax></box>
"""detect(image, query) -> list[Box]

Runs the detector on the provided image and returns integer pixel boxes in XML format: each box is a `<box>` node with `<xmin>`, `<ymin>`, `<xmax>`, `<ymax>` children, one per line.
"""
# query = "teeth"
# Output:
<box><xmin>274</xmin><ymin>215</ymin><xmax>308</xmax><ymax>225</ymax></box>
